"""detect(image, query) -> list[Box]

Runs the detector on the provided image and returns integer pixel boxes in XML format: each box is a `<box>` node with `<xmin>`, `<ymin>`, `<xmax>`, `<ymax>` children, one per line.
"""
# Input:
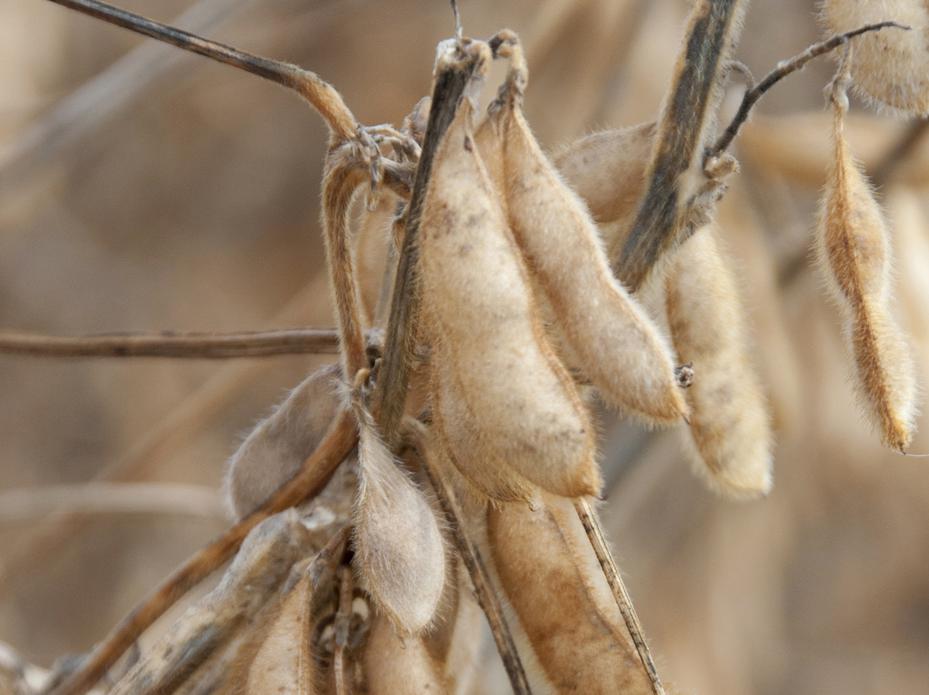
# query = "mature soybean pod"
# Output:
<box><xmin>487</xmin><ymin>494</ymin><xmax>654</xmax><ymax>694</ymax></box>
<box><xmin>361</xmin><ymin>615</ymin><xmax>449</xmax><ymax>695</ymax></box>
<box><xmin>552</xmin><ymin>122</ymin><xmax>655</xmax><ymax>230</ymax></box>
<box><xmin>815</xmin><ymin>75</ymin><xmax>917</xmax><ymax>450</ymax></box>
<box><xmin>665</xmin><ymin>227</ymin><xmax>773</xmax><ymax>498</ymax></box>
<box><xmin>502</xmin><ymin>105</ymin><xmax>687</xmax><ymax>426</ymax></box>
<box><xmin>352</xmin><ymin>405</ymin><xmax>446</xmax><ymax>635</ymax></box>
<box><xmin>420</xmin><ymin>99</ymin><xmax>600</xmax><ymax>501</ymax></box>
<box><xmin>822</xmin><ymin>0</ymin><xmax>929</xmax><ymax>115</ymax></box>
<box><xmin>224</xmin><ymin>364</ymin><xmax>342</xmax><ymax>520</ymax></box>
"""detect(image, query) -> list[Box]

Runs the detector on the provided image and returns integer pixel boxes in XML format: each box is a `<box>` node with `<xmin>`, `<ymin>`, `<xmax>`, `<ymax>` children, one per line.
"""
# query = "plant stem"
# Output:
<box><xmin>49</xmin><ymin>410</ymin><xmax>358</xmax><ymax>695</ymax></box>
<box><xmin>373</xmin><ymin>42</ymin><xmax>485</xmax><ymax>447</ymax></box>
<box><xmin>574</xmin><ymin>499</ymin><xmax>665</xmax><ymax>695</ymax></box>
<box><xmin>406</xmin><ymin>419</ymin><xmax>532</xmax><ymax>695</ymax></box>
<box><xmin>45</xmin><ymin>0</ymin><xmax>359</xmax><ymax>141</ymax></box>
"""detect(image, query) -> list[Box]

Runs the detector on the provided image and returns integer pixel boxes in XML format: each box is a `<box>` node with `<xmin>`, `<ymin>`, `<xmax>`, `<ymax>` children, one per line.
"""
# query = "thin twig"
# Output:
<box><xmin>49</xmin><ymin>411</ymin><xmax>358</xmax><ymax>695</ymax></box>
<box><xmin>573</xmin><ymin>499</ymin><xmax>665</xmax><ymax>695</ymax></box>
<box><xmin>405</xmin><ymin>419</ymin><xmax>532</xmax><ymax>695</ymax></box>
<box><xmin>708</xmin><ymin>21</ymin><xmax>909</xmax><ymax>158</ymax></box>
<box><xmin>45</xmin><ymin>0</ymin><xmax>359</xmax><ymax>141</ymax></box>
<box><xmin>0</xmin><ymin>483</ymin><xmax>224</xmax><ymax>523</ymax></box>
<box><xmin>372</xmin><ymin>41</ymin><xmax>486</xmax><ymax>447</ymax></box>
<box><xmin>0</xmin><ymin>328</ymin><xmax>381</xmax><ymax>359</ymax></box>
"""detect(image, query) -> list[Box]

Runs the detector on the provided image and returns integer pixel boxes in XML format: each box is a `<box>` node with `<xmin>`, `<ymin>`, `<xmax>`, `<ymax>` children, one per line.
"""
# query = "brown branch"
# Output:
<box><xmin>0</xmin><ymin>328</ymin><xmax>381</xmax><ymax>359</ymax></box>
<box><xmin>373</xmin><ymin>41</ymin><xmax>486</xmax><ymax>447</ymax></box>
<box><xmin>405</xmin><ymin>419</ymin><xmax>532</xmax><ymax>695</ymax></box>
<box><xmin>45</xmin><ymin>0</ymin><xmax>359</xmax><ymax>141</ymax></box>
<box><xmin>49</xmin><ymin>410</ymin><xmax>359</xmax><ymax>695</ymax></box>
<box><xmin>573</xmin><ymin>499</ymin><xmax>665</xmax><ymax>695</ymax></box>
<box><xmin>613</xmin><ymin>0</ymin><xmax>747</xmax><ymax>291</ymax></box>
<box><xmin>708</xmin><ymin>21</ymin><xmax>910</xmax><ymax>159</ymax></box>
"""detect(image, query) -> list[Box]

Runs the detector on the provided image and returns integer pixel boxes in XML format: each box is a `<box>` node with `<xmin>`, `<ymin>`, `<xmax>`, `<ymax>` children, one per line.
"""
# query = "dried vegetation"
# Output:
<box><xmin>1</xmin><ymin>1</ymin><xmax>929</xmax><ymax>694</ymax></box>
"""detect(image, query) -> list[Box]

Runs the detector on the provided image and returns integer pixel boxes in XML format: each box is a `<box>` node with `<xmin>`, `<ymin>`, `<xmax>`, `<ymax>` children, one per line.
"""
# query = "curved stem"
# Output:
<box><xmin>46</xmin><ymin>0</ymin><xmax>359</xmax><ymax>141</ymax></box>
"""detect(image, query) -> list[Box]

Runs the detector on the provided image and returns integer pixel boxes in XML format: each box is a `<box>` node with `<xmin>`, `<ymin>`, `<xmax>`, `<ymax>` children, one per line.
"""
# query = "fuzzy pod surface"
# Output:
<box><xmin>224</xmin><ymin>364</ymin><xmax>343</xmax><ymax>520</ymax></box>
<box><xmin>822</xmin><ymin>0</ymin><xmax>929</xmax><ymax>115</ymax></box>
<box><xmin>816</xmin><ymin>74</ymin><xmax>917</xmax><ymax>450</ymax></box>
<box><xmin>420</xmin><ymin>99</ymin><xmax>599</xmax><ymax>501</ymax></box>
<box><xmin>501</xmin><ymin>103</ymin><xmax>687</xmax><ymax>426</ymax></box>
<box><xmin>665</xmin><ymin>227</ymin><xmax>774</xmax><ymax>497</ymax></box>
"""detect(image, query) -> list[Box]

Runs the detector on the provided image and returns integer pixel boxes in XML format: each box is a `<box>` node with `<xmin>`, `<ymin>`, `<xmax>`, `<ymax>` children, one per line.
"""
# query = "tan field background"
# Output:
<box><xmin>1</xmin><ymin>0</ymin><xmax>929</xmax><ymax>693</ymax></box>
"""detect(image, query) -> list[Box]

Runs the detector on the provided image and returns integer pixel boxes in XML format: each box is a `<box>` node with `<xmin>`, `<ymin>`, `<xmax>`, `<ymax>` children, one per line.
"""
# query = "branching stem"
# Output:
<box><xmin>46</xmin><ymin>0</ymin><xmax>359</xmax><ymax>141</ymax></box>
<box><xmin>49</xmin><ymin>411</ymin><xmax>358</xmax><ymax>695</ymax></box>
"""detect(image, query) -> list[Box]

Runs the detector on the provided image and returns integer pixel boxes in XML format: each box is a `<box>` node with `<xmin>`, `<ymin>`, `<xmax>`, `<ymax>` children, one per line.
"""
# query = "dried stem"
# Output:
<box><xmin>405</xmin><ymin>419</ymin><xmax>532</xmax><ymax>695</ymax></box>
<box><xmin>45</xmin><ymin>0</ymin><xmax>359</xmax><ymax>141</ymax></box>
<box><xmin>708</xmin><ymin>21</ymin><xmax>910</xmax><ymax>158</ymax></box>
<box><xmin>372</xmin><ymin>42</ymin><xmax>486</xmax><ymax>447</ymax></box>
<box><xmin>613</xmin><ymin>0</ymin><xmax>747</xmax><ymax>291</ymax></box>
<box><xmin>573</xmin><ymin>499</ymin><xmax>665</xmax><ymax>695</ymax></box>
<box><xmin>49</xmin><ymin>410</ymin><xmax>358</xmax><ymax>695</ymax></box>
<box><xmin>0</xmin><ymin>328</ymin><xmax>378</xmax><ymax>359</ymax></box>
<box><xmin>323</xmin><ymin>150</ymin><xmax>377</xmax><ymax>379</ymax></box>
<box><xmin>333</xmin><ymin>565</ymin><xmax>355</xmax><ymax>695</ymax></box>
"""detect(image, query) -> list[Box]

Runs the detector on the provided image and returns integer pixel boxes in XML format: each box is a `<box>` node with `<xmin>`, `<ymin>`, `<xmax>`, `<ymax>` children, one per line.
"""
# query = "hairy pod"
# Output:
<box><xmin>822</xmin><ymin>0</ymin><xmax>929</xmax><ymax>115</ymax></box>
<box><xmin>665</xmin><ymin>227</ymin><xmax>773</xmax><ymax>498</ymax></box>
<box><xmin>224</xmin><ymin>364</ymin><xmax>343</xmax><ymax>520</ymax></box>
<box><xmin>487</xmin><ymin>494</ymin><xmax>654</xmax><ymax>694</ymax></box>
<box><xmin>361</xmin><ymin>616</ymin><xmax>449</xmax><ymax>695</ymax></box>
<box><xmin>420</xmin><ymin>99</ymin><xmax>599</xmax><ymax>501</ymax></box>
<box><xmin>352</xmin><ymin>404</ymin><xmax>446</xmax><ymax>635</ymax></box>
<box><xmin>816</xmin><ymin>72</ymin><xmax>917</xmax><ymax>450</ymax></box>
<box><xmin>552</xmin><ymin>122</ymin><xmax>655</xmax><ymax>231</ymax></box>
<box><xmin>501</xmin><ymin>103</ymin><xmax>687</xmax><ymax>425</ymax></box>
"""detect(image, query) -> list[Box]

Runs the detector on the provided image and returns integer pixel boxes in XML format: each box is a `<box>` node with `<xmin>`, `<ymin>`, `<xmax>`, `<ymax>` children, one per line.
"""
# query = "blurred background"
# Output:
<box><xmin>1</xmin><ymin>0</ymin><xmax>928</xmax><ymax>693</ymax></box>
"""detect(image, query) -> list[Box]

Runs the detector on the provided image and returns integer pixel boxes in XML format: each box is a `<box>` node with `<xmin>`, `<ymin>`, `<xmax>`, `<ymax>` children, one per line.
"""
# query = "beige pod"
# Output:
<box><xmin>224</xmin><ymin>364</ymin><xmax>342</xmax><ymax>520</ymax></box>
<box><xmin>352</xmin><ymin>405</ymin><xmax>446</xmax><ymax>635</ymax></box>
<box><xmin>815</xmin><ymin>72</ymin><xmax>917</xmax><ymax>450</ymax></box>
<box><xmin>361</xmin><ymin>615</ymin><xmax>449</xmax><ymax>694</ymax></box>
<box><xmin>501</xmin><ymin>104</ymin><xmax>687</xmax><ymax>426</ymax></box>
<box><xmin>487</xmin><ymin>494</ymin><xmax>654</xmax><ymax>694</ymax></box>
<box><xmin>552</xmin><ymin>121</ymin><xmax>655</xmax><ymax>231</ymax></box>
<box><xmin>822</xmin><ymin>0</ymin><xmax>929</xmax><ymax>115</ymax></box>
<box><xmin>355</xmin><ymin>193</ymin><xmax>396</xmax><ymax>324</ymax></box>
<box><xmin>665</xmin><ymin>227</ymin><xmax>774</xmax><ymax>498</ymax></box>
<box><xmin>242</xmin><ymin>571</ymin><xmax>323</xmax><ymax>694</ymax></box>
<box><xmin>420</xmin><ymin>98</ymin><xmax>600</xmax><ymax>500</ymax></box>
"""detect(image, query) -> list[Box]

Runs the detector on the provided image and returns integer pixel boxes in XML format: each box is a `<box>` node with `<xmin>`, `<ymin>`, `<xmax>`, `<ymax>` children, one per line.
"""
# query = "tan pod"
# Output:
<box><xmin>665</xmin><ymin>227</ymin><xmax>774</xmax><ymax>498</ymax></box>
<box><xmin>420</xmin><ymin>100</ymin><xmax>599</xmax><ymax>500</ymax></box>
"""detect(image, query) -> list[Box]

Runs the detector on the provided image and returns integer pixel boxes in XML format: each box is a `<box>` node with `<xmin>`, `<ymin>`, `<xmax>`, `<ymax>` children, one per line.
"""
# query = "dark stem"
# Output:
<box><xmin>708</xmin><ymin>21</ymin><xmax>909</xmax><ymax>159</ymax></box>
<box><xmin>614</xmin><ymin>0</ymin><xmax>745</xmax><ymax>291</ymax></box>
<box><xmin>45</xmin><ymin>0</ymin><xmax>358</xmax><ymax>140</ymax></box>
<box><xmin>0</xmin><ymin>328</ymin><xmax>381</xmax><ymax>359</ymax></box>
<box><xmin>372</xmin><ymin>47</ymin><xmax>483</xmax><ymax>447</ymax></box>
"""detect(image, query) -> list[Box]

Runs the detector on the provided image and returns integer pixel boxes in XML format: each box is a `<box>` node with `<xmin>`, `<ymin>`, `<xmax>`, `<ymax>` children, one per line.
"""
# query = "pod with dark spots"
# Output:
<box><xmin>352</xmin><ymin>403</ymin><xmax>446</xmax><ymax>635</ymax></box>
<box><xmin>419</xmin><ymin>97</ymin><xmax>600</xmax><ymax>501</ymax></box>
<box><xmin>815</xmin><ymin>64</ymin><xmax>918</xmax><ymax>450</ymax></box>
<box><xmin>822</xmin><ymin>0</ymin><xmax>929</xmax><ymax>115</ymax></box>
<box><xmin>665</xmin><ymin>226</ymin><xmax>774</xmax><ymax>498</ymax></box>
<box><xmin>487</xmin><ymin>494</ymin><xmax>655</xmax><ymax>694</ymax></box>
<box><xmin>499</xmin><ymin>97</ymin><xmax>687</xmax><ymax>426</ymax></box>
<box><xmin>224</xmin><ymin>364</ymin><xmax>343</xmax><ymax>520</ymax></box>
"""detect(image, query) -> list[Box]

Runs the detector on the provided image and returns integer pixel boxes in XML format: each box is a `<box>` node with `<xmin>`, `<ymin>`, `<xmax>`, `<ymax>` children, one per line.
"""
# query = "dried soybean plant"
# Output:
<box><xmin>3</xmin><ymin>0</ymin><xmax>929</xmax><ymax>693</ymax></box>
